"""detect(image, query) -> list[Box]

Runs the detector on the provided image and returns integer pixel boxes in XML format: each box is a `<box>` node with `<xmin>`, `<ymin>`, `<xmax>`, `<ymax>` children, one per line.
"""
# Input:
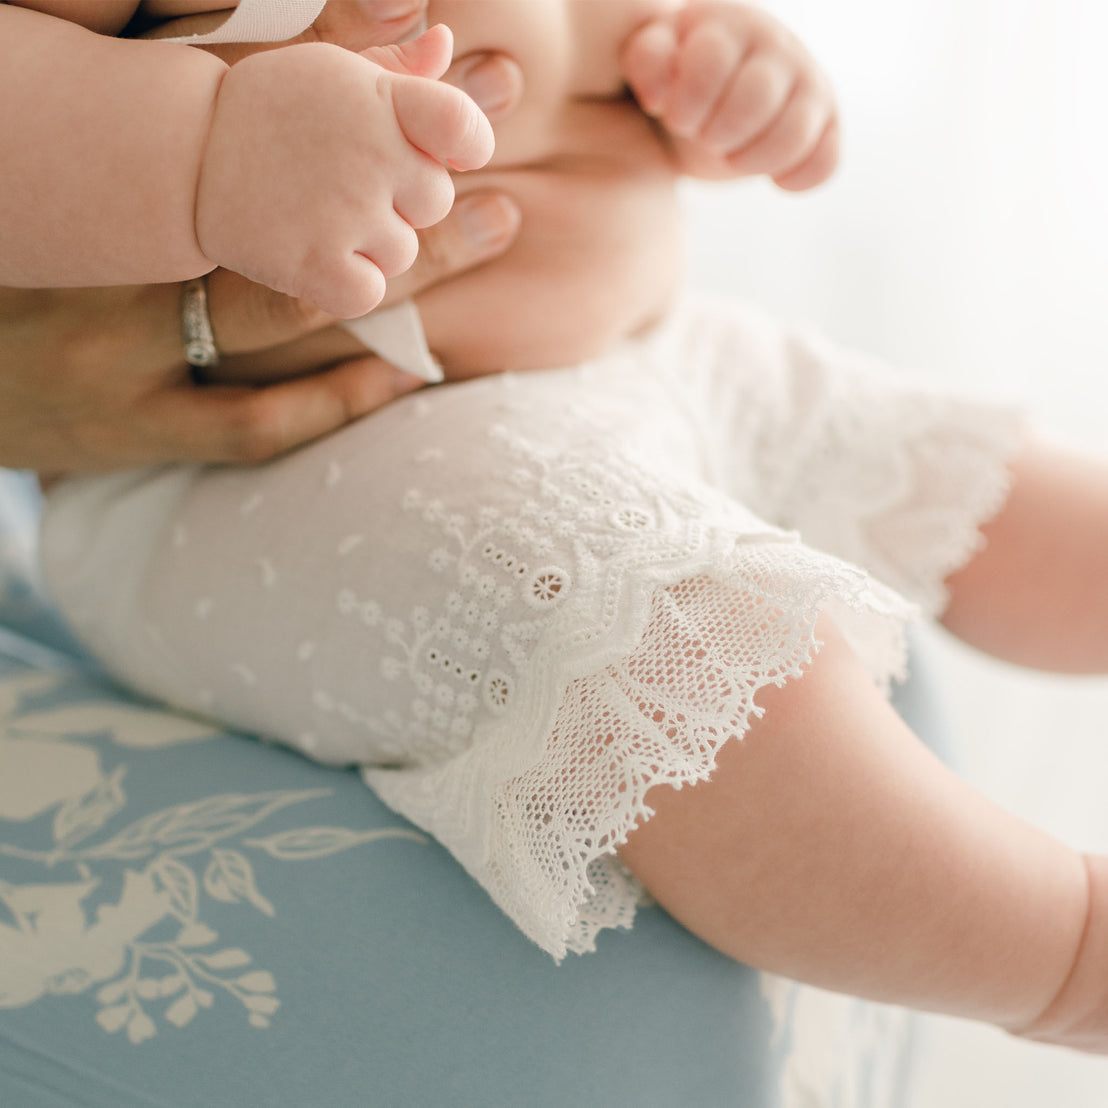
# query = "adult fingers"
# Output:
<box><xmin>146</xmin><ymin>355</ymin><xmax>423</xmax><ymax>464</ymax></box>
<box><xmin>443</xmin><ymin>51</ymin><xmax>525</xmax><ymax>122</ymax></box>
<box><xmin>386</xmin><ymin>191</ymin><xmax>521</xmax><ymax>301</ymax></box>
<box><xmin>204</xmin><ymin>269</ymin><xmax>334</xmax><ymax>357</ymax></box>
<box><xmin>336</xmin><ymin>0</ymin><xmax>428</xmax><ymax>47</ymax></box>
<box><xmin>202</xmin><ymin>190</ymin><xmax>520</xmax><ymax>363</ymax></box>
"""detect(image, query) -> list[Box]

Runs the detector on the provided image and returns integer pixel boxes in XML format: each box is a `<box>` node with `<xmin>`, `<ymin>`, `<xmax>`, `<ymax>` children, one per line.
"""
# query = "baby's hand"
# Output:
<box><xmin>622</xmin><ymin>1</ymin><xmax>838</xmax><ymax>190</ymax></box>
<box><xmin>195</xmin><ymin>25</ymin><xmax>494</xmax><ymax>318</ymax></box>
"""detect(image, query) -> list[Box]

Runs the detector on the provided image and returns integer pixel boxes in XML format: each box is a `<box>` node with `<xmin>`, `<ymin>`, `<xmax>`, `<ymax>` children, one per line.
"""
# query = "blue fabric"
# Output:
<box><xmin>0</xmin><ymin>469</ymin><xmax>918</xmax><ymax>1107</ymax></box>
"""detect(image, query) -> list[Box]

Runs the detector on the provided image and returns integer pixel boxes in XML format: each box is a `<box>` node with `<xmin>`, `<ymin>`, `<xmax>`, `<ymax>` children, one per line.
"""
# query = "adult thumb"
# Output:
<box><xmin>205</xmin><ymin>269</ymin><xmax>334</xmax><ymax>357</ymax></box>
<box><xmin>361</xmin><ymin>23</ymin><xmax>453</xmax><ymax>81</ymax></box>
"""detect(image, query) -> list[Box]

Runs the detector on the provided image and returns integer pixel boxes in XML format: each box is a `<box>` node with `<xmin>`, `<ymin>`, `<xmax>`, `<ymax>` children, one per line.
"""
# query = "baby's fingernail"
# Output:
<box><xmin>455</xmin><ymin>193</ymin><xmax>521</xmax><ymax>251</ymax></box>
<box><xmin>454</xmin><ymin>55</ymin><xmax>523</xmax><ymax>118</ymax></box>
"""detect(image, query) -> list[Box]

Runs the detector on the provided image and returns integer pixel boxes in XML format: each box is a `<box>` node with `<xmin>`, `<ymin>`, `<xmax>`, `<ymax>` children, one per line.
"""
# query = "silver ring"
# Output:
<box><xmin>181</xmin><ymin>276</ymin><xmax>220</xmax><ymax>369</ymax></box>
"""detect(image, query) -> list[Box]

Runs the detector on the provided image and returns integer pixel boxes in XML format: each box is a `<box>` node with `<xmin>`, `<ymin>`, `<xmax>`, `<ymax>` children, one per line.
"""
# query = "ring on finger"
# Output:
<box><xmin>181</xmin><ymin>275</ymin><xmax>220</xmax><ymax>369</ymax></box>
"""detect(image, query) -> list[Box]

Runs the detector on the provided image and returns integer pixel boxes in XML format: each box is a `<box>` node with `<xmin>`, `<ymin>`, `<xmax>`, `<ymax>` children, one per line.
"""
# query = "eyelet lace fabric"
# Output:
<box><xmin>41</xmin><ymin>297</ymin><xmax>1024</xmax><ymax>958</ymax></box>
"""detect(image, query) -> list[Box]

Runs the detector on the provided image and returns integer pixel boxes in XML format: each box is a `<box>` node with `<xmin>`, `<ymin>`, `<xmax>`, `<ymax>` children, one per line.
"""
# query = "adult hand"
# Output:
<box><xmin>0</xmin><ymin>188</ymin><xmax>520</xmax><ymax>477</ymax></box>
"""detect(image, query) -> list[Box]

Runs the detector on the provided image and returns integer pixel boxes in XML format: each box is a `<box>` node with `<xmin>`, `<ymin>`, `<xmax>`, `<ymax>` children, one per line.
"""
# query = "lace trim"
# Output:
<box><xmin>880</xmin><ymin>412</ymin><xmax>1025</xmax><ymax>616</ymax></box>
<box><xmin>764</xmin><ymin>336</ymin><xmax>1029</xmax><ymax>617</ymax></box>
<box><xmin>369</xmin><ymin>544</ymin><xmax>914</xmax><ymax>960</ymax></box>
<box><xmin>41</xmin><ymin>298</ymin><xmax>1026</xmax><ymax>961</ymax></box>
<box><xmin>362</xmin><ymin>365</ymin><xmax>1025</xmax><ymax>959</ymax></box>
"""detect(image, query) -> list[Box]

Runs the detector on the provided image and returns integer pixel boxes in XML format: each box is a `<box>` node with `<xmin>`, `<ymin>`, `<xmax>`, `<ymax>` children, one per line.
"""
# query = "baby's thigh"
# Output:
<box><xmin>125</xmin><ymin>369</ymin><xmax>708</xmax><ymax>762</ymax></box>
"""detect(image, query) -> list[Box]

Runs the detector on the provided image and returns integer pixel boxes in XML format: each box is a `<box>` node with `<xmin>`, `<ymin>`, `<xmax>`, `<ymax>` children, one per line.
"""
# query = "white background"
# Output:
<box><xmin>681</xmin><ymin>1</ymin><xmax>1108</xmax><ymax>1101</ymax></box>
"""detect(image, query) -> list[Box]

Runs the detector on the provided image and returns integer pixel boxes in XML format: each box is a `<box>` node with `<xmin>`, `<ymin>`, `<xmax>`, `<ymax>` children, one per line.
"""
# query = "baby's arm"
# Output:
<box><xmin>195</xmin><ymin>25</ymin><xmax>493</xmax><ymax>317</ymax></box>
<box><xmin>3</xmin><ymin>0</ymin><xmax>139</xmax><ymax>34</ymax></box>
<box><xmin>621</xmin><ymin>0</ymin><xmax>839</xmax><ymax>189</ymax></box>
<box><xmin>5</xmin><ymin>0</ymin><xmax>248</xmax><ymax>34</ymax></box>
<box><xmin>0</xmin><ymin>8</ymin><xmax>493</xmax><ymax>316</ymax></box>
<box><xmin>0</xmin><ymin>4</ymin><xmax>224</xmax><ymax>283</ymax></box>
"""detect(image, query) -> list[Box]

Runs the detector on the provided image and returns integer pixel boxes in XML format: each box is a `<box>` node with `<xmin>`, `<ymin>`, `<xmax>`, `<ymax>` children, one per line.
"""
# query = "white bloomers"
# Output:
<box><xmin>41</xmin><ymin>298</ymin><xmax>1023</xmax><ymax>959</ymax></box>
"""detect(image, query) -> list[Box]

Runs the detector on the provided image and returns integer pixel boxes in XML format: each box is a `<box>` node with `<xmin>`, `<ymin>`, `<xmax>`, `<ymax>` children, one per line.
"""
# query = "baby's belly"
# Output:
<box><xmin>417</xmin><ymin>104</ymin><xmax>683</xmax><ymax>377</ymax></box>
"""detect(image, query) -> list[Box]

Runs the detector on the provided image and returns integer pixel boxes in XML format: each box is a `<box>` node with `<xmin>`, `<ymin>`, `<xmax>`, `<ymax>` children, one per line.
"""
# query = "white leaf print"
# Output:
<box><xmin>95</xmin><ymin>1003</ymin><xmax>131</xmax><ymax>1034</ymax></box>
<box><xmin>203</xmin><ymin>848</ymin><xmax>274</xmax><ymax>917</ymax></box>
<box><xmin>96</xmin><ymin>981</ymin><xmax>127</xmax><ymax>1006</ymax></box>
<box><xmin>235</xmin><ymin>971</ymin><xmax>276</xmax><ymax>994</ymax></box>
<box><xmin>165</xmin><ymin>994</ymin><xmax>198</xmax><ymax>1028</ymax></box>
<box><xmin>176</xmin><ymin>922</ymin><xmax>218</xmax><ymax>948</ymax></box>
<box><xmin>244</xmin><ymin>825</ymin><xmax>425</xmax><ymax>860</ymax></box>
<box><xmin>244</xmin><ymin>994</ymin><xmax>280</xmax><ymax>1016</ymax></box>
<box><xmin>197</xmin><ymin>948</ymin><xmax>251</xmax><ymax>970</ymax></box>
<box><xmin>83</xmin><ymin>790</ymin><xmax>331</xmax><ymax>861</ymax></box>
<box><xmin>126</xmin><ymin>1012</ymin><xmax>157</xmax><ymax>1044</ymax></box>
<box><xmin>135</xmin><ymin>979</ymin><xmax>162</xmax><ymax>1000</ymax></box>
<box><xmin>13</xmin><ymin>703</ymin><xmax>221</xmax><ymax>748</ymax></box>
<box><xmin>52</xmin><ymin>766</ymin><xmax>126</xmax><ymax>848</ymax></box>
<box><xmin>157</xmin><ymin>975</ymin><xmax>186</xmax><ymax>997</ymax></box>
<box><xmin>149</xmin><ymin>856</ymin><xmax>199</xmax><ymax>921</ymax></box>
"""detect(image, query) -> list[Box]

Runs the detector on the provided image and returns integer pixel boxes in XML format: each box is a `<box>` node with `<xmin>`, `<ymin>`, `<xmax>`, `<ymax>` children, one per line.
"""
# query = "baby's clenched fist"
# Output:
<box><xmin>622</xmin><ymin>1</ymin><xmax>839</xmax><ymax>190</ymax></box>
<box><xmin>195</xmin><ymin>25</ymin><xmax>494</xmax><ymax>318</ymax></box>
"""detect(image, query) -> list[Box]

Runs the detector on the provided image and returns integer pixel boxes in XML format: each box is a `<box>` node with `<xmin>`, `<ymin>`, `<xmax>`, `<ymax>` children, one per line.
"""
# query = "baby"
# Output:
<box><xmin>24</xmin><ymin>0</ymin><xmax>1108</xmax><ymax>1059</ymax></box>
<box><xmin>0</xmin><ymin>0</ymin><xmax>493</xmax><ymax>316</ymax></box>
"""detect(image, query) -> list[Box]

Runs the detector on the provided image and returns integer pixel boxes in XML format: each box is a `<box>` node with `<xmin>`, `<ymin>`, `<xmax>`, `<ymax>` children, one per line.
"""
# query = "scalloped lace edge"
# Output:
<box><xmin>369</xmin><ymin>545</ymin><xmax>915</xmax><ymax>960</ymax></box>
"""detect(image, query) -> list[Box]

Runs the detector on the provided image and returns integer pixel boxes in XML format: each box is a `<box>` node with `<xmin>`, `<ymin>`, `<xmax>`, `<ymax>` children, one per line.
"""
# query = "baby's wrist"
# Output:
<box><xmin>1013</xmin><ymin>852</ymin><xmax>1108</xmax><ymax>1052</ymax></box>
<box><xmin>193</xmin><ymin>45</ymin><xmax>314</xmax><ymax>269</ymax></box>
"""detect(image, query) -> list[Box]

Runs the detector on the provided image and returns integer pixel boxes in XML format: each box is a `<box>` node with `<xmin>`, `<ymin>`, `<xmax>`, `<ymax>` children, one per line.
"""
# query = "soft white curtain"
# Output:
<box><xmin>683</xmin><ymin>4</ymin><xmax>1108</xmax><ymax>1103</ymax></box>
<box><xmin>685</xmin><ymin>0</ymin><xmax>1108</xmax><ymax>444</ymax></box>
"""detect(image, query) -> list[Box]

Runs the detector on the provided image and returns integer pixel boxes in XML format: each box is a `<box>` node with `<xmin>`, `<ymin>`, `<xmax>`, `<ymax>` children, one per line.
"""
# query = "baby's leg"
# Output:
<box><xmin>618</xmin><ymin>614</ymin><xmax>1094</xmax><ymax>1042</ymax></box>
<box><xmin>41</xmin><ymin>305</ymin><xmax>1108</xmax><ymax>1049</ymax></box>
<box><xmin>943</xmin><ymin>439</ymin><xmax>1108</xmax><ymax>672</ymax></box>
<box><xmin>686</xmin><ymin>302</ymin><xmax>1108</xmax><ymax>673</ymax></box>
<box><xmin>40</xmin><ymin>359</ymin><xmax>918</xmax><ymax>963</ymax></box>
<box><xmin>645</xmin><ymin>299</ymin><xmax>1108</xmax><ymax>1045</ymax></box>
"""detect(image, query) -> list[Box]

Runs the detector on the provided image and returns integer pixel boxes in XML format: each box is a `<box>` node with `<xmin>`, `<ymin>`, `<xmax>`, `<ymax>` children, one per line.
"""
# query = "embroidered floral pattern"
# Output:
<box><xmin>525</xmin><ymin>567</ymin><xmax>571</xmax><ymax>608</ymax></box>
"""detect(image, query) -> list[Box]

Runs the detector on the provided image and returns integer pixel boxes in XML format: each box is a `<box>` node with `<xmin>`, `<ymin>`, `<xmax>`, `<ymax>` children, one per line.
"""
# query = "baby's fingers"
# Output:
<box><xmin>300</xmin><ymin>257</ymin><xmax>386</xmax><ymax>320</ymax></box>
<box><xmin>700</xmin><ymin>50</ymin><xmax>795</xmax><ymax>156</ymax></box>
<box><xmin>663</xmin><ymin>20</ymin><xmax>744</xmax><ymax>139</ymax></box>
<box><xmin>772</xmin><ymin>116</ymin><xmax>841</xmax><ymax>191</ymax></box>
<box><xmin>392</xmin><ymin>74</ymin><xmax>495</xmax><ymax>172</ymax></box>
<box><xmin>724</xmin><ymin>80</ymin><xmax>836</xmax><ymax>183</ymax></box>
<box><xmin>622</xmin><ymin>19</ymin><xmax>679</xmax><ymax>116</ymax></box>
<box><xmin>361</xmin><ymin>23</ymin><xmax>453</xmax><ymax>81</ymax></box>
